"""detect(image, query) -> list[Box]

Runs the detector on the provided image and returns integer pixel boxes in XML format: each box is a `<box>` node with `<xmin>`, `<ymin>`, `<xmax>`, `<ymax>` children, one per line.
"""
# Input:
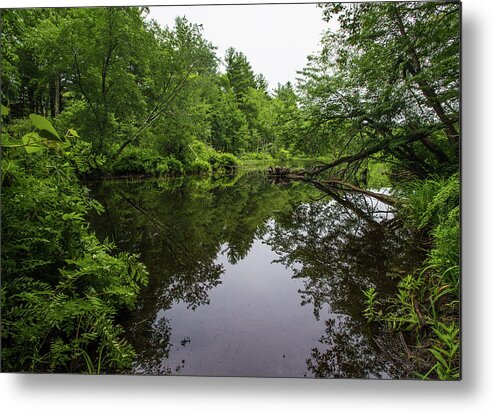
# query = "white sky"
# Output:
<box><xmin>148</xmin><ymin>4</ymin><xmax>328</xmax><ymax>90</ymax></box>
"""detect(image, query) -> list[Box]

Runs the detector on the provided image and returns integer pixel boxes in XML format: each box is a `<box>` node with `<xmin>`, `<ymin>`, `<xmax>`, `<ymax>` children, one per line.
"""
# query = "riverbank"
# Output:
<box><xmin>363</xmin><ymin>173</ymin><xmax>460</xmax><ymax>380</ymax></box>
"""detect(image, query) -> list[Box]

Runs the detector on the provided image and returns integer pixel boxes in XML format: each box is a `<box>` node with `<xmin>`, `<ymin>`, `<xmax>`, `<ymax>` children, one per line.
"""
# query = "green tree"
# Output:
<box><xmin>271</xmin><ymin>82</ymin><xmax>304</xmax><ymax>155</ymax></box>
<box><xmin>1</xmin><ymin>9</ymin><xmax>63</xmax><ymax>118</ymax></box>
<box><xmin>114</xmin><ymin>16</ymin><xmax>217</xmax><ymax>159</ymax></box>
<box><xmin>208</xmin><ymin>77</ymin><xmax>249</xmax><ymax>154</ymax></box>
<box><xmin>224</xmin><ymin>47</ymin><xmax>257</xmax><ymax>102</ymax></box>
<box><xmin>298</xmin><ymin>2</ymin><xmax>459</xmax><ymax>179</ymax></box>
<box><xmin>242</xmin><ymin>87</ymin><xmax>275</xmax><ymax>153</ymax></box>
<box><xmin>17</xmin><ymin>7</ymin><xmax>153</xmax><ymax>154</ymax></box>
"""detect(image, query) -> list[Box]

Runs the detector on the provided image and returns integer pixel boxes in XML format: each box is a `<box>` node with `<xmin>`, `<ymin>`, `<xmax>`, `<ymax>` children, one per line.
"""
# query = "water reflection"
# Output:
<box><xmin>305</xmin><ymin>315</ymin><xmax>408</xmax><ymax>379</ymax></box>
<box><xmin>88</xmin><ymin>173</ymin><xmax>422</xmax><ymax>378</ymax></box>
<box><xmin>265</xmin><ymin>192</ymin><xmax>421</xmax><ymax>378</ymax></box>
<box><xmin>266</xmin><ymin>195</ymin><xmax>419</xmax><ymax>319</ymax></box>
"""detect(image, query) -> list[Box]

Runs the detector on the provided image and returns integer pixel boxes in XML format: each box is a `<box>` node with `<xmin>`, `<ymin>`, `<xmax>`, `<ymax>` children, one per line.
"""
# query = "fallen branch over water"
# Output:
<box><xmin>267</xmin><ymin>166</ymin><xmax>397</xmax><ymax>206</ymax></box>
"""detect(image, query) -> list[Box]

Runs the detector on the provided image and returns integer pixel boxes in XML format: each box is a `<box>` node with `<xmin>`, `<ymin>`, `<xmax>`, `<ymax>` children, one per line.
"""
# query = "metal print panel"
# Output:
<box><xmin>0</xmin><ymin>1</ymin><xmax>460</xmax><ymax>379</ymax></box>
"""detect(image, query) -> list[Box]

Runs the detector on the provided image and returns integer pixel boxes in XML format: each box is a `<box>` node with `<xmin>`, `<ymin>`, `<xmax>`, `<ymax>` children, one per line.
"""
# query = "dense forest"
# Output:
<box><xmin>1</xmin><ymin>2</ymin><xmax>459</xmax><ymax>379</ymax></box>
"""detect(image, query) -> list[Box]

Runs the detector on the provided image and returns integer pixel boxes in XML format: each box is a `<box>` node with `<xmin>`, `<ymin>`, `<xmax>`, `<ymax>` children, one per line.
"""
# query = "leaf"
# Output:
<box><xmin>1</xmin><ymin>133</ymin><xmax>13</xmax><ymax>145</ymax></box>
<box><xmin>429</xmin><ymin>348</ymin><xmax>448</xmax><ymax>368</ymax></box>
<box><xmin>68</xmin><ymin>129</ymin><xmax>80</xmax><ymax>138</ymax></box>
<box><xmin>62</xmin><ymin>212</ymin><xmax>82</xmax><ymax>221</ymax></box>
<box><xmin>21</xmin><ymin>132</ymin><xmax>46</xmax><ymax>154</ymax></box>
<box><xmin>1</xmin><ymin>104</ymin><xmax>10</xmax><ymax>116</ymax></box>
<box><xmin>29</xmin><ymin>114</ymin><xmax>60</xmax><ymax>140</ymax></box>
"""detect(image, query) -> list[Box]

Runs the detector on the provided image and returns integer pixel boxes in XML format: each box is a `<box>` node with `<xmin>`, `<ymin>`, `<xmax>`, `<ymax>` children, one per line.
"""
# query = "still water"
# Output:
<box><xmin>88</xmin><ymin>172</ymin><xmax>422</xmax><ymax>378</ymax></box>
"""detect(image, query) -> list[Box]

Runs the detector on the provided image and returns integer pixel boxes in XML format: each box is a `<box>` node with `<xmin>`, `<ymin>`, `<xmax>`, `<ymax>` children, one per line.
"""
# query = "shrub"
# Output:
<box><xmin>109</xmin><ymin>147</ymin><xmax>190</xmax><ymax>177</ymax></box>
<box><xmin>187</xmin><ymin>140</ymin><xmax>216</xmax><ymax>163</ymax></box>
<box><xmin>187</xmin><ymin>159</ymin><xmax>211</xmax><ymax>174</ymax></box>
<box><xmin>1</xmin><ymin>117</ymin><xmax>148</xmax><ymax>373</ymax></box>
<box><xmin>164</xmin><ymin>156</ymin><xmax>184</xmax><ymax>175</ymax></box>
<box><xmin>365</xmin><ymin>173</ymin><xmax>460</xmax><ymax>380</ymax></box>
<box><xmin>208</xmin><ymin>152</ymin><xmax>239</xmax><ymax>172</ymax></box>
<box><xmin>111</xmin><ymin>146</ymin><xmax>161</xmax><ymax>176</ymax></box>
<box><xmin>399</xmin><ymin>173</ymin><xmax>459</xmax><ymax>231</ymax></box>
<box><xmin>155</xmin><ymin>160</ymin><xmax>169</xmax><ymax>175</ymax></box>
<box><xmin>278</xmin><ymin>148</ymin><xmax>292</xmax><ymax>161</ymax></box>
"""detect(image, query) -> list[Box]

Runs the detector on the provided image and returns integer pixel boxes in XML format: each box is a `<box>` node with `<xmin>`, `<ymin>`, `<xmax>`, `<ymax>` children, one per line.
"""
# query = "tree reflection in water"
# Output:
<box><xmin>88</xmin><ymin>175</ymin><xmax>422</xmax><ymax>377</ymax></box>
<box><xmin>266</xmin><ymin>192</ymin><xmax>422</xmax><ymax>378</ymax></box>
<box><xmin>89</xmin><ymin>173</ymin><xmax>317</xmax><ymax>375</ymax></box>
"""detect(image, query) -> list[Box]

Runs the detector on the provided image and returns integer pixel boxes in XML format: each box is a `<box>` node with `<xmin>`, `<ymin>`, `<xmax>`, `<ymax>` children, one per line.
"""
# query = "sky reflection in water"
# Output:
<box><xmin>88</xmin><ymin>173</ymin><xmax>422</xmax><ymax>378</ymax></box>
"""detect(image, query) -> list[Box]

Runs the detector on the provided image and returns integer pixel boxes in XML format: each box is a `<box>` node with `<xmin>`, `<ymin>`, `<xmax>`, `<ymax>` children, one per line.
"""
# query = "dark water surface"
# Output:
<box><xmin>88</xmin><ymin>172</ymin><xmax>423</xmax><ymax>378</ymax></box>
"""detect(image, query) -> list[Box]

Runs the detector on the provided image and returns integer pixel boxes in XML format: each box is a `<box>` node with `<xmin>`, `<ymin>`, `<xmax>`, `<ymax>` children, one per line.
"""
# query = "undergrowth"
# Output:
<box><xmin>1</xmin><ymin>112</ymin><xmax>148</xmax><ymax>373</ymax></box>
<box><xmin>362</xmin><ymin>173</ymin><xmax>460</xmax><ymax>380</ymax></box>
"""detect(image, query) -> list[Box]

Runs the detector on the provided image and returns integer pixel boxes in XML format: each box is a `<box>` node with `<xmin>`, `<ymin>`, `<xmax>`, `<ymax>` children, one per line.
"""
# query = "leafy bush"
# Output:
<box><xmin>187</xmin><ymin>140</ymin><xmax>216</xmax><ymax>163</ymax></box>
<box><xmin>277</xmin><ymin>148</ymin><xmax>292</xmax><ymax>161</ymax></box>
<box><xmin>111</xmin><ymin>146</ymin><xmax>163</xmax><ymax>176</ymax></box>
<box><xmin>365</xmin><ymin>173</ymin><xmax>460</xmax><ymax>380</ymax></box>
<box><xmin>109</xmin><ymin>142</ymin><xmax>231</xmax><ymax>177</ymax></box>
<box><xmin>110</xmin><ymin>147</ymin><xmax>187</xmax><ymax>177</ymax></box>
<box><xmin>208</xmin><ymin>152</ymin><xmax>239</xmax><ymax>172</ymax></box>
<box><xmin>1</xmin><ymin>116</ymin><xmax>148</xmax><ymax>373</ymax></box>
<box><xmin>428</xmin><ymin>206</ymin><xmax>460</xmax><ymax>288</ymax></box>
<box><xmin>155</xmin><ymin>160</ymin><xmax>169</xmax><ymax>175</ymax></box>
<box><xmin>164</xmin><ymin>156</ymin><xmax>184</xmax><ymax>175</ymax></box>
<box><xmin>187</xmin><ymin>159</ymin><xmax>211</xmax><ymax>174</ymax></box>
<box><xmin>399</xmin><ymin>173</ymin><xmax>459</xmax><ymax>231</ymax></box>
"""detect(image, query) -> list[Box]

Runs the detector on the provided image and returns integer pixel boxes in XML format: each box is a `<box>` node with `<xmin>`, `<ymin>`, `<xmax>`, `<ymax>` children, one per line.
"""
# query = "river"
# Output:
<box><xmin>88</xmin><ymin>171</ymin><xmax>423</xmax><ymax>378</ymax></box>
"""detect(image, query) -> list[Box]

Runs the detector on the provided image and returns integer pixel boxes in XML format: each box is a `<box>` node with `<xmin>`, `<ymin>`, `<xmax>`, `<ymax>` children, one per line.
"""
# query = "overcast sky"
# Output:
<box><xmin>148</xmin><ymin>4</ymin><xmax>328</xmax><ymax>90</ymax></box>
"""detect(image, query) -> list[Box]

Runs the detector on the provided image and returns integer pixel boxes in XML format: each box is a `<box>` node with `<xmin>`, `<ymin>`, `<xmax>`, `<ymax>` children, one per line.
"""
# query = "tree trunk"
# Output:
<box><xmin>393</xmin><ymin>8</ymin><xmax>459</xmax><ymax>145</ymax></box>
<box><xmin>54</xmin><ymin>75</ymin><xmax>60</xmax><ymax>116</ymax></box>
<box><xmin>419</xmin><ymin>136</ymin><xmax>450</xmax><ymax>163</ymax></box>
<box><xmin>49</xmin><ymin>80</ymin><xmax>56</xmax><ymax>118</ymax></box>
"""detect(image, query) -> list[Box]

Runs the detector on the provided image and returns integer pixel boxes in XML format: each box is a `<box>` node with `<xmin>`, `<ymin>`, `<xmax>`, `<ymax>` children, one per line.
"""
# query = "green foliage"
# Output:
<box><xmin>187</xmin><ymin>140</ymin><xmax>214</xmax><ymax>160</ymax></box>
<box><xmin>110</xmin><ymin>146</ymin><xmax>188</xmax><ymax>177</ymax></box>
<box><xmin>108</xmin><ymin>142</ymin><xmax>241</xmax><ymax>177</ymax></box>
<box><xmin>2</xmin><ymin>4</ymin><xmax>460</xmax><ymax>379</ymax></box>
<box><xmin>207</xmin><ymin>79</ymin><xmax>250</xmax><ymax>154</ymax></box>
<box><xmin>208</xmin><ymin>152</ymin><xmax>239</xmax><ymax>172</ymax></box>
<box><xmin>66</xmin><ymin>138</ymin><xmax>107</xmax><ymax>175</ymax></box>
<box><xmin>225</xmin><ymin>47</ymin><xmax>258</xmax><ymax>101</ymax></box>
<box><xmin>164</xmin><ymin>156</ymin><xmax>184</xmax><ymax>175</ymax></box>
<box><xmin>1</xmin><ymin>115</ymin><xmax>148</xmax><ymax>373</ymax></box>
<box><xmin>240</xmin><ymin>152</ymin><xmax>274</xmax><ymax>161</ymax></box>
<box><xmin>187</xmin><ymin>159</ymin><xmax>211</xmax><ymax>175</ymax></box>
<box><xmin>2</xmin><ymin>267</ymin><xmax>142</xmax><ymax>373</ymax></box>
<box><xmin>399</xmin><ymin>173</ymin><xmax>459</xmax><ymax>231</ymax></box>
<box><xmin>361</xmin><ymin>287</ymin><xmax>381</xmax><ymax>323</ymax></box>
<box><xmin>420</xmin><ymin>322</ymin><xmax>460</xmax><ymax>380</ymax></box>
<box><xmin>29</xmin><ymin>113</ymin><xmax>61</xmax><ymax>140</ymax></box>
<box><xmin>364</xmin><ymin>174</ymin><xmax>460</xmax><ymax>380</ymax></box>
<box><xmin>111</xmin><ymin>146</ymin><xmax>164</xmax><ymax>176</ymax></box>
<box><xmin>277</xmin><ymin>148</ymin><xmax>292</xmax><ymax>161</ymax></box>
<box><xmin>382</xmin><ymin>274</ymin><xmax>426</xmax><ymax>332</ymax></box>
<box><xmin>271</xmin><ymin>82</ymin><xmax>305</xmax><ymax>155</ymax></box>
<box><xmin>21</xmin><ymin>132</ymin><xmax>47</xmax><ymax>154</ymax></box>
<box><xmin>428</xmin><ymin>207</ymin><xmax>460</xmax><ymax>289</ymax></box>
<box><xmin>1</xmin><ymin>104</ymin><xmax>10</xmax><ymax>116</ymax></box>
<box><xmin>1</xmin><ymin>7</ymin><xmax>314</xmax><ymax>170</ymax></box>
<box><xmin>366</xmin><ymin>162</ymin><xmax>391</xmax><ymax>188</ymax></box>
<box><xmin>298</xmin><ymin>2</ymin><xmax>459</xmax><ymax>175</ymax></box>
